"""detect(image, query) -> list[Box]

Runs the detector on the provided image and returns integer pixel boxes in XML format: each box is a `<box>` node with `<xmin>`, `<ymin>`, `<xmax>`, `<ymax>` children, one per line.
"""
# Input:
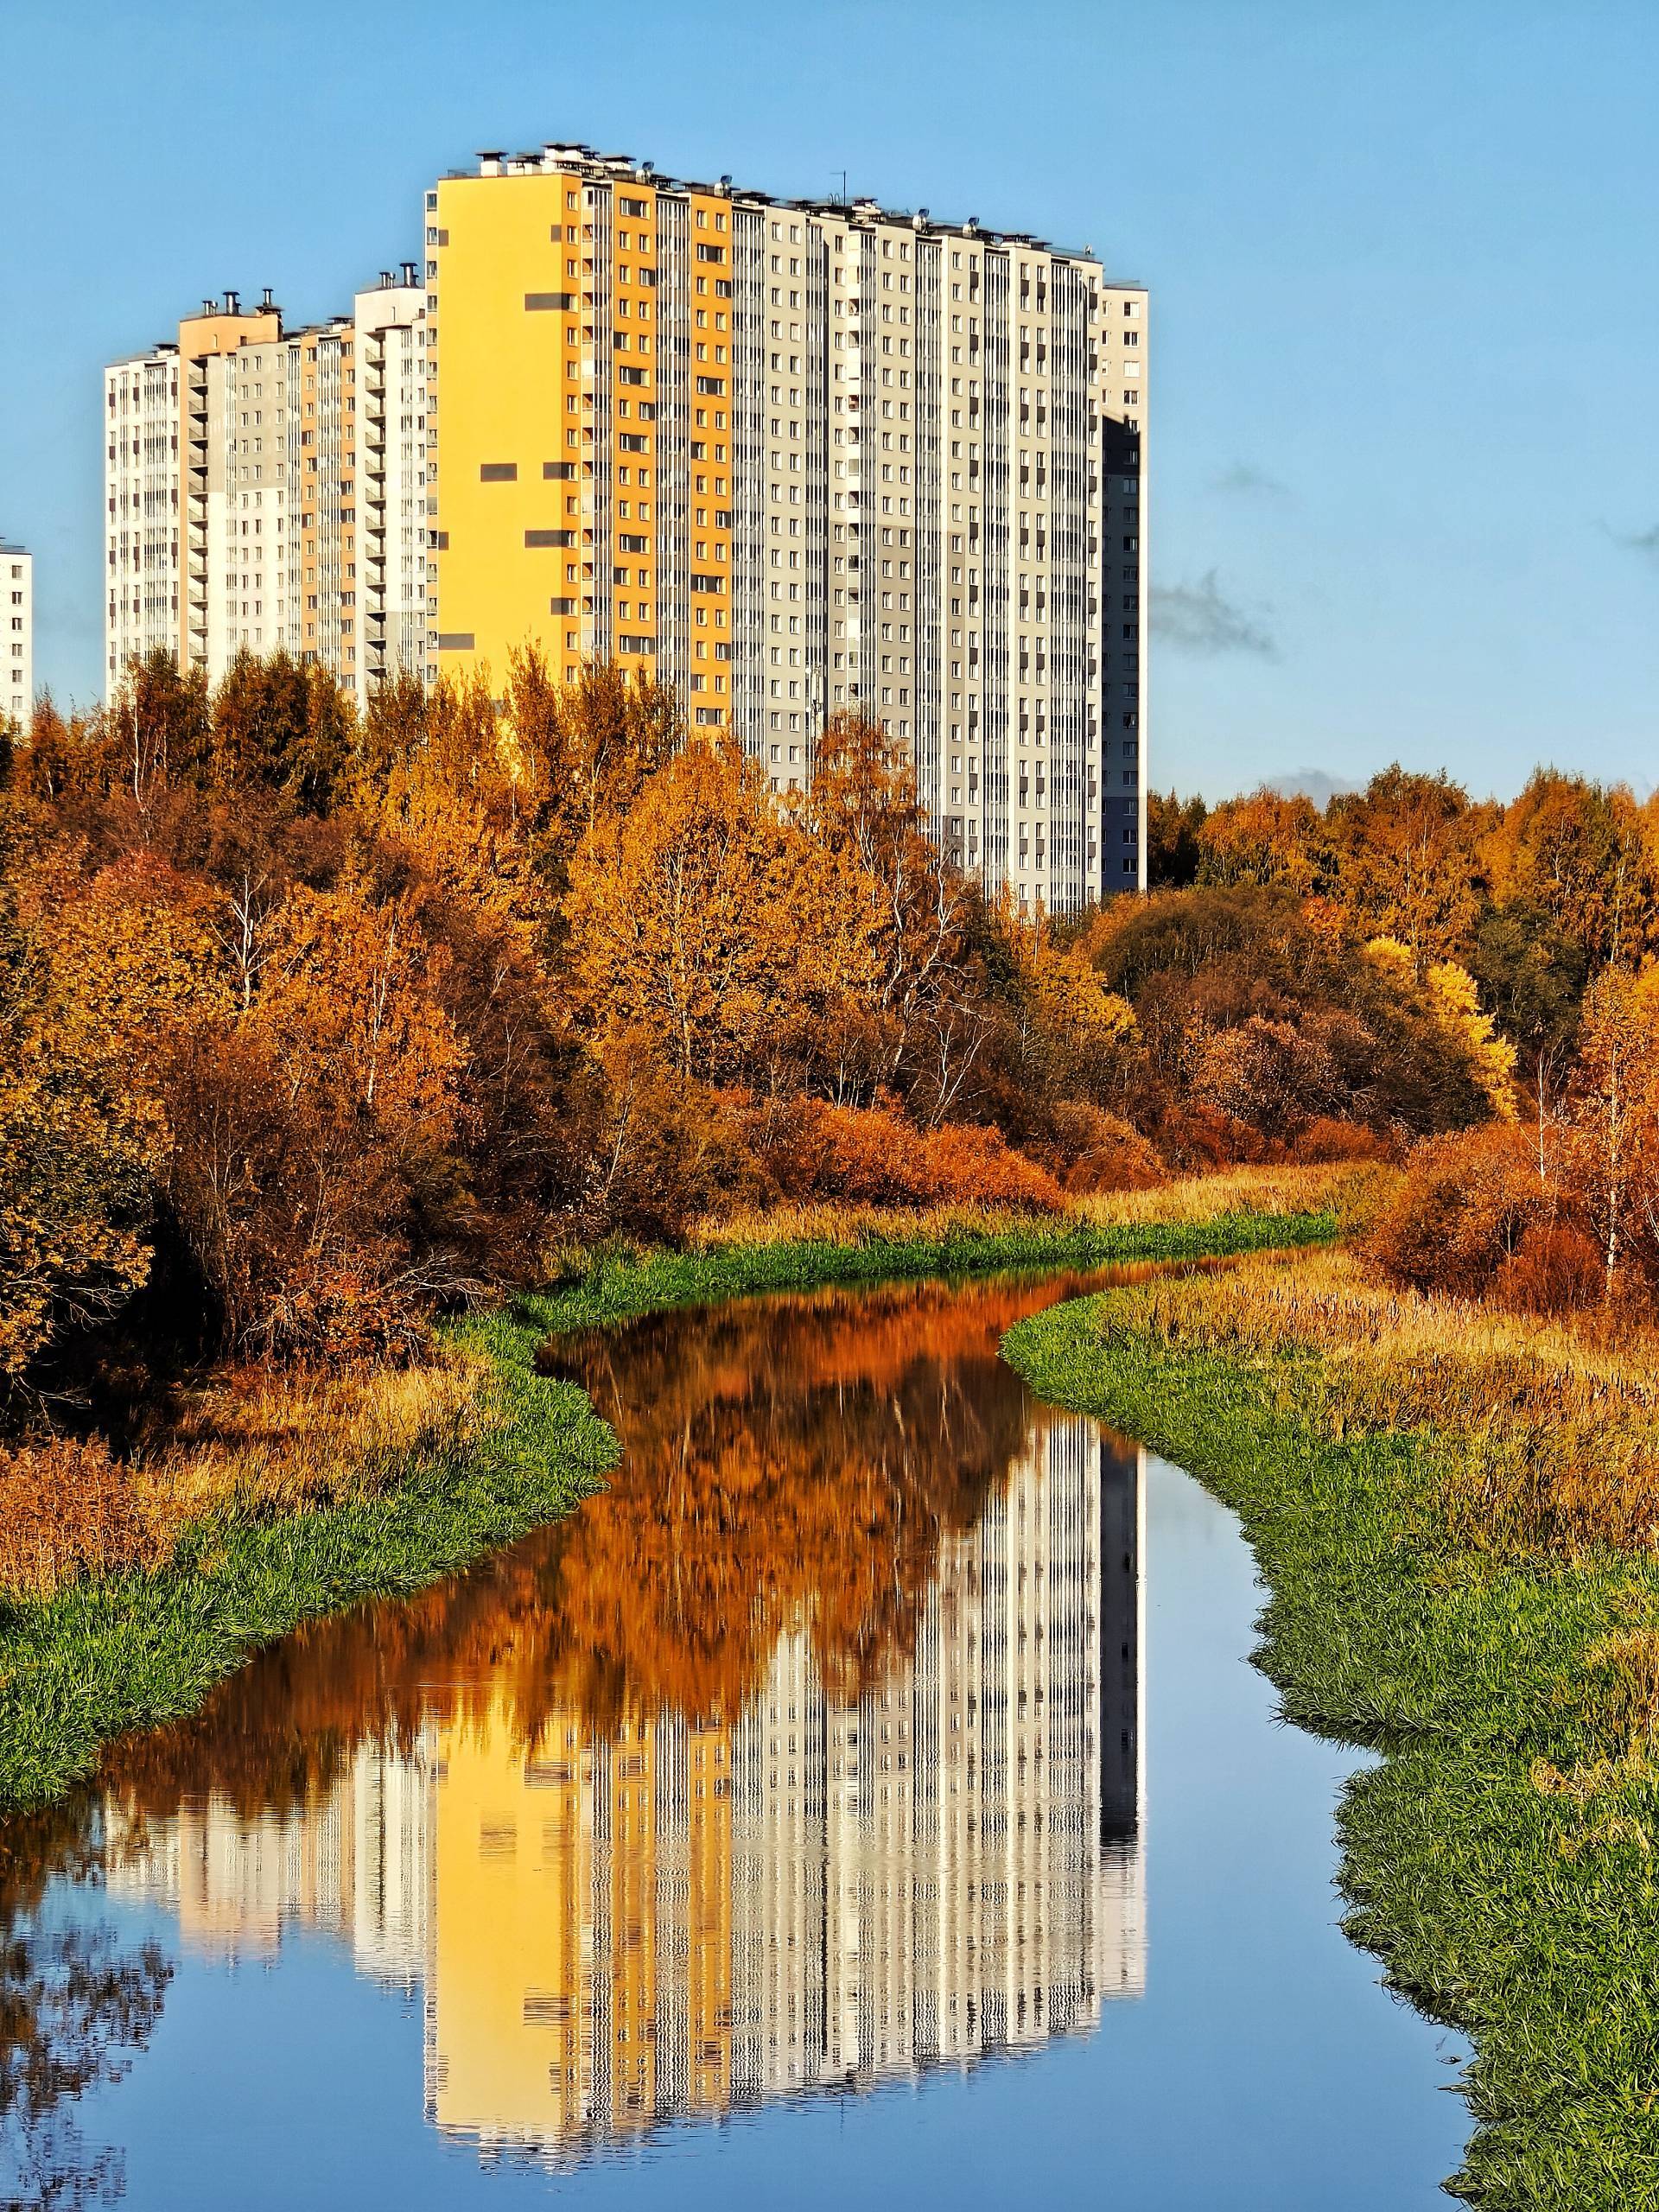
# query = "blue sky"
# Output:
<box><xmin>3</xmin><ymin>0</ymin><xmax>1656</xmax><ymax>799</ymax></box>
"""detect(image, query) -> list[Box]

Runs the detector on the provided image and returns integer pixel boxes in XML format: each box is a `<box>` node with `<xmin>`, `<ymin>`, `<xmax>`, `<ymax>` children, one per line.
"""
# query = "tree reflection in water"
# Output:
<box><xmin>106</xmin><ymin>1274</ymin><xmax>1089</xmax><ymax>1819</ymax></box>
<box><xmin>4</xmin><ymin>1270</ymin><xmax>1143</xmax><ymax>2174</ymax></box>
<box><xmin>0</xmin><ymin>1799</ymin><xmax>171</xmax><ymax>2210</ymax></box>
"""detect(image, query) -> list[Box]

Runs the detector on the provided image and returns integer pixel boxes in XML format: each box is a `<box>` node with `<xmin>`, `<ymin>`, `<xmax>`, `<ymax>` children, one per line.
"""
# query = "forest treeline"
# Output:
<box><xmin>1148</xmin><ymin>772</ymin><xmax>1659</xmax><ymax>1316</ymax></box>
<box><xmin>1</xmin><ymin>651</ymin><xmax>1654</xmax><ymax>1431</ymax></box>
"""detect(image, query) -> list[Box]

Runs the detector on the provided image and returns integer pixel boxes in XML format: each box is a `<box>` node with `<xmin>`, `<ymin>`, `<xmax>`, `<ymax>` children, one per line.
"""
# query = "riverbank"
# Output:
<box><xmin>0</xmin><ymin>1173</ymin><xmax>1349</xmax><ymax>1817</ymax></box>
<box><xmin>1001</xmin><ymin>1249</ymin><xmax>1659</xmax><ymax>2212</ymax></box>
<box><xmin>527</xmin><ymin>1167</ymin><xmax>1351</xmax><ymax>1331</ymax></box>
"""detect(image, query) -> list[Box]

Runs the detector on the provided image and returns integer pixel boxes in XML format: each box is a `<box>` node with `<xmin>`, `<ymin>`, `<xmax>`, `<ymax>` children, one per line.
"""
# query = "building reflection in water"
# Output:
<box><xmin>98</xmin><ymin>1280</ymin><xmax>1146</xmax><ymax>2167</ymax></box>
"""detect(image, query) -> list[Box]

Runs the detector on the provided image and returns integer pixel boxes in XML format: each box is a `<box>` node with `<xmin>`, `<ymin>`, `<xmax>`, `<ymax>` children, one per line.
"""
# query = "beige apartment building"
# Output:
<box><xmin>1</xmin><ymin>540</ymin><xmax>30</xmax><ymax>726</ymax></box>
<box><xmin>104</xmin><ymin>270</ymin><xmax>426</xmax><ymax>712</ymax></box>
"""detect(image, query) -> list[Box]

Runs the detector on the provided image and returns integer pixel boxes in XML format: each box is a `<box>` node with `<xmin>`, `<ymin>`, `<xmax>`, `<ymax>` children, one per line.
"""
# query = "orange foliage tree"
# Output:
<box><xmin>1196</xmin><ymin>786</ymin><xmax>1324</xmax><ymax>894</ymax></box>
<box><xmin>1325</xmin><ymin>767</ymin><xmax>1491</xmax><ymax>973</ymax></box>
<box><xmin>0</xmin><ymin>831</ymin><xmax>158</xmax><ymax>1402</ymax></box>
<box><xmin>1563</xmin><ymin>963</ymin><xmax>1659</xmax><ymax>1303</ymax></box>
<box><xmin>566</xmin><ymin>728</ymin><xmax>880</xmax><ymax>1089</ymax></box>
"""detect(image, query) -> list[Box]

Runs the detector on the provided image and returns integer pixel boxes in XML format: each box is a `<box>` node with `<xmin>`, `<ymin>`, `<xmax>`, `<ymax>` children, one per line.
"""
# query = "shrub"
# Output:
<box><xmin>1367</xmin><ymin>1125</ymin><xmax>1549</xmax><ymax>1301</ymax></box>
<box><xmin>1188</xmin><ymin>1015</ymin><xmax>1342</xmax><ymax>1141</ymax></box>
<box><xmin>743</xmin><ymin>1098</ymin><xmax>1065</xmax><ymax>1214</ymax></box>
<box><xmin>1291</xmin><ymin>1116</ymin><xmax>1394</xmax><ymax>1165</ymax></box>
<box><xmin>0</xmin><ymin>1437</ymin><xmax>169</xmax><ymax>1601</ymax></box>
<box><xmin>1152</xmin><ymin>1100</ymin><xmax>1271</xmax><ymax>1171</ymax></box>
<box><xmin>808</xmin><ymin>1100</ymin><xmax>925</xmax><ymax>1205</ymax></box>
<box><xmin>920</xmin><ymin>1122</ymin><xmax>1065</xmax><ymax>1211</ymax></box>
<box><xmin>582</xmin><ymin>1041</ymin><xmax>761</xmax><ymax>1242</ymax></box>
<box><xmin>1038</xmin><ymin>1102</ymin><xmax>1168</xmax><ymax>1194</ymax></box>
<box><xmin>1491</xmin><ymin>1223</ymin><xmax>1605</xmax><ymax>1317</ymax></box>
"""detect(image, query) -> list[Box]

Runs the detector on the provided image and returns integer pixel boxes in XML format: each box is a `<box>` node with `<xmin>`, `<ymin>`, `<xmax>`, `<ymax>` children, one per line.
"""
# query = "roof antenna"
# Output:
<box><xmin>834</xmin><ymin>169</ymin><xmax>849</xmax><ymax>206</ymax></box>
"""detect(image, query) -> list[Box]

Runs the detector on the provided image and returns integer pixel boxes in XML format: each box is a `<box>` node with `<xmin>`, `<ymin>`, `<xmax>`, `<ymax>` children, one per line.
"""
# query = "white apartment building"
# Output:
<box><xmin>724</xmin><ymin>1414</ymin><xmax>1146</xmax><ymax>2105</ymax></box>
<box><xmin>356</xmin><ymin>271</ymin><xmax>430</xmax><ymax>694</ymax></box>
<box><xmin>428</xmin><ymin>144</ymin><xmax>1149</xmax><ymax>906</ymax></box>
<box><xmin>105</xmin><ymin>343</ymin><xmax>181</xmax><ymax>680</ymax></box>
<box><xmin>105</xmin><ymin>146</ymin><xmax>1146</xmax><ymax>899</ymax></box>
<box><xmin>104</xmin><ymin>1731</ymin><xmax>433</xmax><ymax>1985</ymax></box>
<box><xmin>104</xmin><ymin>272</ymin><xmax>427</xmax><ymax>712</ymax></box>
<box><xmin>1</xmin><ymin>541</ymin><xmax>31</xmax><ymax>726</ymax></box>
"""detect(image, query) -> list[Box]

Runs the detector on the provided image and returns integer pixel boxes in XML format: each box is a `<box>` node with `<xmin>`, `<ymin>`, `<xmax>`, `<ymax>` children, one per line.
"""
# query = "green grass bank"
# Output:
<box><xmin>0</xmin><ymin>1203</ymin><xmax>1335</xmax><ymax>1816</ymax></box>
<box><xmin>0</xmin><ymin>1324</ymin><xmax>614</xmax><ymax>1815</ymax></box>
<box><xmin>521</xmin><ymin>1201</ymin><xmax>1339</xmax><ymax>1332</ymax></box>
<box><xmin>1001</xmin><ymin>1287</ymin><xmax>1659</xmax><ymax>2212</ymax></box>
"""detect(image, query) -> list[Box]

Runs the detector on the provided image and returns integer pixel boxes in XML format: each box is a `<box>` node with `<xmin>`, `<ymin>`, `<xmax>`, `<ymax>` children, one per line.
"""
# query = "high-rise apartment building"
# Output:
<box><xmin>1</xmin><ymin>539</ymin><xmax>31</xmax><ymax>726</ymax></box>
<box><xmin>105</xmin><ymin>143</ymin><xmax>1147</xmax><ymax>905</ymax></box>
<box><xmin>104</xmin><ymin>271</ymin><xmax>426</xmax><ymax>712</ymax></box>
<box><xmin>424</xmin><ymin>143</ymin><xmax>1147</xmax><ymax>906</ymax></box>
<box><xmin>356</xmin><ymin>276</ymin><xmax>433</xmax><ymax>692</ymax></box>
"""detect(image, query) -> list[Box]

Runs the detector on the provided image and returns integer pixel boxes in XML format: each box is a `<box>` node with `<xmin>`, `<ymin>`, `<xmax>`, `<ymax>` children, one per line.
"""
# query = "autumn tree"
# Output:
<box><xmin>504</xmin><ymin>650</ymin><xmax>682</xmax><ymax>855</ymax></box>
<box><xmin>1470</xmin><ymin>898</ymin><xmax>1589</xmax><ymax>1146</ymax></box>
<box><xmin>1563</xmin><ymin>963</ymin><xmax>1659</xmax><ymax>1302</ymax></box>
<box><xmin>105</xmin><ymin>651</ymin><xmax>212</xmax><ymax>806</ymax></box>
<box><xmin>1087</xmin><ymin>886</ymin><xmax>1510</xmax><ymax>1154</ymax></box>
<box><xmin>0</xmin><ymin>823</ymin><xmax>158</xmax><ymax>1412</ymax></box>
<box><xmin>1196</xmin><ymin>785</ymin><xmax>1325</xmax><ymax>894</ymax></box>
<box><xmin>567</xmin><ymin>729</ymin><xmax>879</xmax><ymax>1090</ymax></box>
<box><xmin>359</xmin><ymin>666</ymin><xmax>432</xmax><ymax>783</ymax></box>
<box><xmin>1147</xmin><ymin>790</ymin><xmax>1207</xmax><ymax>887</ymax></box>
<box><xmin>1325</xmin><ymin>766</ymin><xmax>1490</xmax><ymax>973</ymax></box>
<box><xmin>792</xmin><ymin>714</ymin><xmax>991</xmax><ymax>1118</ymax></box>
<box><xmin>207</xmin><ymin>650</ymin><xmax>357</xmax><ymax>809</ymax></box>
<box><xmin>1483</xmin><ymin>771</ymin><xmax>1652</xmax><ymax>969</ymax></box>
<box><xmin>164</xmin><ymin>877</ymin><xmax>471</xmax><ymax>1359</ymax></box>
<box><xmin>1002</xmin><ymin>909</ymin><xmax>1140</xmax><ymax>1107</ymax></box>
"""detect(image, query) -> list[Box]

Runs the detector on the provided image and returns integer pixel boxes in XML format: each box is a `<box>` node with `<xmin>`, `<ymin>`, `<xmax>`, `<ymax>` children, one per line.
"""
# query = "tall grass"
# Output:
<box><xmin>696</xmin><ymin>1160</ymin><xmax>1381</xmax><ymax>1254</ymax></box>
<box><xmin>1004</xmin><ymin>1262</ymin><xmax>1659</xmax><ymax>2210</ymax></box>
<box><xmin>0</xmin><ymin>1440</ymin><xmax>170</xmax><ymax>1603</ymax></box>
<box><xmin>0</xmin><ymin>1350</ymin><xmax>490</xmax><ymax>1608</ymax></box>
<box><xmin>528</xmin><ymin>1187</ymin><xmax>1344</xmax><ymax>1337</ymax></box>
<box><xmin>1123</xmin><ymin>1246</ymin><xmax>1659</xmax><ymax>1554</ymax></box>
<box><xmin>159</xmin><ymin>1351</ymin><xmax>490</xmax><ymax>1522</ymax></box>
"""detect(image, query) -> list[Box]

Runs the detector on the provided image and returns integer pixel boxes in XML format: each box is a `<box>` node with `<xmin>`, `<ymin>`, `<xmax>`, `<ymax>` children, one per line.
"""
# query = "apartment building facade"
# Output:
<box><xmin>104</xmin><ymin>271</ymin><xmax>427</xmax><ymax>712</ymax></box>
<box><xmin>424</xmin><ymin>143</ymin><xmax>1147</xmax><ymax>906</ymax></box>
<box><xmin>1</xmin><ymin>540</ymin><xmax>30</xmax><ymax>726</ymax></box>
<box><xmin>104</xmin><ymin>146</ymin><xmax>1147</xmax><ymax>903</ymax></box>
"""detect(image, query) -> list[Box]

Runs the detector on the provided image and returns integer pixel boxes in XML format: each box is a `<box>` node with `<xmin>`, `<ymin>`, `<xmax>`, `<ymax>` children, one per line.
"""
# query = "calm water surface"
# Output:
<box><xmin>0</xmin><ymin>1273</ymin><xmax>1470</xmax><ymax>2208</ymax></box>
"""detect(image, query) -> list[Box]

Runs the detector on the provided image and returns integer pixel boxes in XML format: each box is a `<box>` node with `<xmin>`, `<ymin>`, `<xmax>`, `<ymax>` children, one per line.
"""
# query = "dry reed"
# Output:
<box><xmin>0</xmin><ymin>1346</ymin><xmax>490</xmax><ymax>1605</ymax></box>
<box><xmin>157</xmin><ymin>1346</ymin><xmax>489</xmax><ymax>1522</ymax></box>
<box><xmin>696</xmin><ymin>1160</ymin><xmax>1379</xmax><ymax>1254</ymax></box>
<box><xmin>1122</xmin><ymin>1246</ymin><xmax>1659</xmax><ymax>1554</ymax></box>
<box><xmin>0</xmin><ymin>1439</ymin><xmax>173</xmax><ymax>1604</ymax></box>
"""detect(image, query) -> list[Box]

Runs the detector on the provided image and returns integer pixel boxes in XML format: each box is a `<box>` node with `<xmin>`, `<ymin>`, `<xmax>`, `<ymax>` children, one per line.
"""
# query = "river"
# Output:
<box><xmin>0</xmin><ymin>1270</ymin><xmax>1470</xmax><ymax>2207</ymax></box>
